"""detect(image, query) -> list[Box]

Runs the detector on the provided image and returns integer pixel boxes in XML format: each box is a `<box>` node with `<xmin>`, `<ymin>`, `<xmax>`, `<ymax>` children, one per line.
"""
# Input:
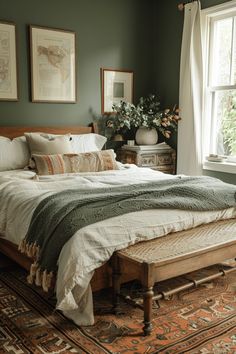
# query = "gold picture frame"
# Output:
<box><xmin>0</xmin><ymin>21</ymin><xmax>18</xmax><ymax>101</ymax></box>
<box><xmin>30</xmin><ymin>25</ymin><xmax>76</xmax><ymax>103</ymax></box>
<box><xmin>101</xmin><ymin>68</ymin><xmax>133</xmax><ymax>113</ymax></box>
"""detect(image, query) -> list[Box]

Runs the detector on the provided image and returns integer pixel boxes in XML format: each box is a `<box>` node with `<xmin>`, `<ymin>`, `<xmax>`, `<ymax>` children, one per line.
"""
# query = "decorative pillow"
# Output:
<box><xmin>0</xmin><ymin>136</ymin><xmax>30</xmax><ymax>171</ymax></box>
<box><xmin>64</xmin><ymin>150</ymin><xmax>118</xmax><ymax>173</ymax></box>
<box><xmin>32</xmin><ymin>150</ymin><xmax>118</xmax><ymax>175</ymax></box>
<box><xmin>41</xmin><ymin>133</ymin><xmax>107</xmax><ymax>153</ymax></box>
<box><xmin>25</xmin><ymin>133</ymin><xmax>72</xmax><ymax>155</ymax></box>
<box><xmin>32</xmin><ymin>154</ymin><xmax>66</xmax><ymax>175</ymax></box>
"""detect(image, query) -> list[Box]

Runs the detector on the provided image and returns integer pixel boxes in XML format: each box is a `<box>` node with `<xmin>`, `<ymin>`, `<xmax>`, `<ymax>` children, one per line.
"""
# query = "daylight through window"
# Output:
<box><xmin>204</xmin><ymin>7</ymin><xmax>236</xmax><ymax>159</ymax></box>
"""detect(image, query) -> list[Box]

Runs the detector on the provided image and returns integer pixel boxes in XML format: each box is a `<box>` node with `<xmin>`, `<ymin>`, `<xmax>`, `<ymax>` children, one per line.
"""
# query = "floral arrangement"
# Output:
<box><xmin>106</xmin><ymin>94</ymin><xmax>180</xmax><ymax>139</ymax></box>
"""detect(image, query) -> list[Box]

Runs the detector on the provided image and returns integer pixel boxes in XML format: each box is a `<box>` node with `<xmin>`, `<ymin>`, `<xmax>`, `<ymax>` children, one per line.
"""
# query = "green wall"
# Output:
<box><xmin>153</xmin><ymin>0</ymin><xmax>235</xmax><ymax>184</ymax></box>
<box><xmin>153</xmin><ymin>0</ymin><xmax>231</xmax><ymax>108</ymax></box>
<box><xmin>1</xmin><ymin>0</ymin><xmax>235</xmax><ymax>183</ymax></box>
<box><xmin>0</xmin><ymin>0</ymin><xmax>153</xmax><ymax>126</ymax></box>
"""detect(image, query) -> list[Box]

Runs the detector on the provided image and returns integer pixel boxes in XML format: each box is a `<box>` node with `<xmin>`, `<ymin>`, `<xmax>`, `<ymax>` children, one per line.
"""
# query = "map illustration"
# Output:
<box><xmin>0</xmin><ymin>31</ymin><xmax>10</xmax><ymax>91</ymax></box>
<box><xmin>31</xmin><ymin>27</ymin><xmax>75</xmax><ymax>102</ymax></box>
<box><xmin>37</xmin><ymin>45</ymin><xmax>70</xmax><ymax>83</ymax></box>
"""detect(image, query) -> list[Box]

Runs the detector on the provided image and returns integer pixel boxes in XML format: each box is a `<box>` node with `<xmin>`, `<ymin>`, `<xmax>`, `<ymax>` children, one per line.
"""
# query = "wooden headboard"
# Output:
<box><xmin>0</xmin><ymin>124</ymin><xmax>97</xmax><ymax>139</ymax></box>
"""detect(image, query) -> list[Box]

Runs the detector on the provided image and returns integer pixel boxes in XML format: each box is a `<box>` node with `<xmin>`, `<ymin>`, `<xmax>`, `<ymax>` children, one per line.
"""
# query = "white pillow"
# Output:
<box><xmin>0</xmin><ymin>136</ymin><xmax>30</xmax><ymax>171</ymax></box>
<box><xmin>40</xmin><ymin>133</ymin><xmax>107</xmax><ymax>153</ymax></box>
<box><xmin>25</xmin><ymin>133</ymin><xmax>73</xmax><ymax>155</ymax></box>
<box><xmin>70</xmin><ymin>133</ymin><xmax>107</xmax><ymax>153</ymax></box>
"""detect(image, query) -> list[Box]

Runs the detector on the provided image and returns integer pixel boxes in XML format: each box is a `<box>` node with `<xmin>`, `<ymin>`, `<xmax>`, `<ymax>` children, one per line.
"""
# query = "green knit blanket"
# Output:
<box><xmin>23</xmin><ymin>176</ymin><xmax>236</xmax><ymax>274</ymax></box>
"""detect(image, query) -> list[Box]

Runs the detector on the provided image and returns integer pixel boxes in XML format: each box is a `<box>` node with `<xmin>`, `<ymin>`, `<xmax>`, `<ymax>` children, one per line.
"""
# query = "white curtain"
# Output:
<box><xmin>177</xmin><ymin>1</ymin><xmax>203</xmax><ymax>175</ymax></box>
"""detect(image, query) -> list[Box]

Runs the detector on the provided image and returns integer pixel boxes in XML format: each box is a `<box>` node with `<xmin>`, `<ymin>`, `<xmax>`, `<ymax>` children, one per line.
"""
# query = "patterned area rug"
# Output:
<box><xmin>0</xmin><ymin>265</ymin><xmax>236</xmax><ymax>353</ymax></box>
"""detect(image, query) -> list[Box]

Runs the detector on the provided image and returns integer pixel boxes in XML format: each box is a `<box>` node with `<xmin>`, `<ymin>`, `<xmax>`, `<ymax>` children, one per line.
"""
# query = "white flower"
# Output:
<box><xmin>142</xmin><ymin>121</ymin><xmax>149</xmax><ymax>127</ymax></box>
<box><xmin>153</xmin><ymin>118</ymin><xmax>161</xmax><ymax>126</ymax></box>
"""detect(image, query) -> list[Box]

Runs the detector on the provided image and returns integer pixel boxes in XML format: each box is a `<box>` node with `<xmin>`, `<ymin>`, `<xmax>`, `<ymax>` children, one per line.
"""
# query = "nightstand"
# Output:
<box><xmin>117</xmin><ymin>143</ymin><xmax>176</xmax><ymax>174</ymax></box>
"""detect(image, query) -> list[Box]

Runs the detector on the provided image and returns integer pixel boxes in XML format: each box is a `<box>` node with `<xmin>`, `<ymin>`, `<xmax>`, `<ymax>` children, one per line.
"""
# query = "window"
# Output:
<box><xmin>203</xmin><ymin>4</ymin><xmax>236</xmax><ymax>165</ymax></box>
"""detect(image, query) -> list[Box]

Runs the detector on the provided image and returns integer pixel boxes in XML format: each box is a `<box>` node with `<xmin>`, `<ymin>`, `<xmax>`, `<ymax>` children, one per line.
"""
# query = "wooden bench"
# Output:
<box><xmin>111</xmin><ymin>218</ymin><xmax>236</xmax><ymax>336</ymax></box>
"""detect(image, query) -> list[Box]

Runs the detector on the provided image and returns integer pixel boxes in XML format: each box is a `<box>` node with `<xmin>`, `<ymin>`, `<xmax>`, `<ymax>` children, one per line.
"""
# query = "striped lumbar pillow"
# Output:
<box><xmin>32</xmin><ymin>150</ymin><xmax>118</xmax><ymax>175</ymax></box>
<box><xmin>32</xmin><ymin>154</ymin><xmax>66</xmax><ymax>175</ymax></box>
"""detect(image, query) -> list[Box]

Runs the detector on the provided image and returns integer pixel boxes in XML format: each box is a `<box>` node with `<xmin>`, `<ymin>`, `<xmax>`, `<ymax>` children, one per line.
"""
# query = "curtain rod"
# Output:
<box><xmin>178</xmin><ymin>0</ymin><xmax>198</xmax><ymax>11</ymax></box>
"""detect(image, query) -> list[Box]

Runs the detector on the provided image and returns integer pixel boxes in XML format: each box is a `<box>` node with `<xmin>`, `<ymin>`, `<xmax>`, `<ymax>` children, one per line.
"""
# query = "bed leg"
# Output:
<box><xmin>112</xmin><ymin>254</ymin><xmax>121</xmax><ymax>315</ymax></box>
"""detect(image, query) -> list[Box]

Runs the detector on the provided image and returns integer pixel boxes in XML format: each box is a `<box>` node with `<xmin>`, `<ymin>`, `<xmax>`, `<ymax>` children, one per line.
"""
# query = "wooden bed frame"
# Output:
<box><xmin>0</xmin><ymin>125</ymin><xmax>97</xmax><ymax>139</ymax></box>
<box><xmin>0</xmin><ymin>125</ymin><xmax>236</xmax><ymax>302</ymax></box>
<box><xmin>0</xmin><ymin>238</ymin><xmax>113</xmax><ymax>291</ymax></box>
<box><xmin>0</xmin><ymin>125</ymin><xmax>134</xmax><ymax>292</ymax></box>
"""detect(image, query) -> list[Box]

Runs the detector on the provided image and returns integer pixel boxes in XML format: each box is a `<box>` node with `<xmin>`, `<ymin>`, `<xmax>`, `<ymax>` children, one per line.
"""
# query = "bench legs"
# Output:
<box><xmin>112</xmin><ymin>255</ymin><xmax>155</xmax><ymax>336</ymax></box>
<box><xmin>142</xmin><ymin>262</ymin><xmax>155</xmax><ymax>336</ymax></box>
<box><xmin>142</xmin><ymin>285</ymin><xmax>154</xmax><ymax>336</ymax></box>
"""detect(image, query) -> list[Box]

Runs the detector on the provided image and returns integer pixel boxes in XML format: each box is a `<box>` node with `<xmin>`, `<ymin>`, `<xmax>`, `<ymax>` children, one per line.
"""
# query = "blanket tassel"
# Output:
<box><xmin>18</xmin><ymin>240</ymin><xmax>39</xmax><ymax>259</ymax></box>
<box><xmin>19</xmin><ymin>241</ymin><xmax>53</xmax><ymax>293</ymax></box>
<box><xmin>42</xmin><ymin>270</ymin><xmax>53</xmax><ymax>292</ymax></box>
<box><xmin>35</xmin><ymin>268</ymin><xmax>42</xmax><ymax>287</ymax></box>
<box><xmin>18</xmin><ymin>239</ymin><xmax>26</xmax><ymax>253</ymax></box>
<box><xmin>27</xmin><ymin>262</ymin><xmax>38</xmax><ymax>284</ymax></box>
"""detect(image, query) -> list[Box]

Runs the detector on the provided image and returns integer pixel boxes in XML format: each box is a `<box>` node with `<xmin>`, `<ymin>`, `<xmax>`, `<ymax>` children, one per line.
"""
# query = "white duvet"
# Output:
<box><xmin>0</xmin><ymin>165</ymin><xmax>236</xmax><ymax>326</ymax></box>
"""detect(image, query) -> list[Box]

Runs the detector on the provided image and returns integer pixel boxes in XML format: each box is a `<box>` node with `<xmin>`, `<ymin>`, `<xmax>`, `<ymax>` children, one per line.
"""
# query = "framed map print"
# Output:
<box><xmin>101</xmin><ymin>68</ymin><xmax>133</xmax><ymax>113</ymax></box>
<box><xmin>0</xmin><ymin>21</ymin><xmax>18</xmax><ymax>101</ymax></box>
<box><xmin>30</xmin><ymin>25</ymin><xmax>76</xmax><ymax>103</ymax></box>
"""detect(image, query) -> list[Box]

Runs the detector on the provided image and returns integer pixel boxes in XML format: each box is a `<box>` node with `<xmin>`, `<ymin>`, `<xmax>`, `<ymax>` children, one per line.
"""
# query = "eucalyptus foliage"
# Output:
<box><xmin>107</xmin><ymin>94</ymin><xmax>180</xmax><ymax>139</ymax></box>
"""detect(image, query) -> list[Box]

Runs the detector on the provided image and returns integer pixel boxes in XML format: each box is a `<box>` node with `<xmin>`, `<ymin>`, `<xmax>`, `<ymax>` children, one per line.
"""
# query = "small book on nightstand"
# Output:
<box><xmin>122</xmin><ymin>142</ymin><xmax>171</xmax><ymax>152</ymax></box>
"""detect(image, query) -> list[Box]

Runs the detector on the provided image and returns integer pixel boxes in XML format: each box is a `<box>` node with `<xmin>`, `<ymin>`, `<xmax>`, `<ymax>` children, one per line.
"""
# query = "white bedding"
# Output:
<box><xmin>0</xmin><ymin>165</ymin><xmax>236</xmax><ymax>326</ymax></box>
<box><xmin>0</xmin><ymin>169</ymin><xmax>35</xmax><ymax>177</ymax></box>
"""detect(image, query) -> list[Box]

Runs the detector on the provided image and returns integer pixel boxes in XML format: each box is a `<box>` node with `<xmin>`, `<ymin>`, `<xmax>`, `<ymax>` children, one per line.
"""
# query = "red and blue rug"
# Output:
<box><xmin>0</xmin><ymin>265</ymin><xmax>236</xmax><ymax>353</ymax></box>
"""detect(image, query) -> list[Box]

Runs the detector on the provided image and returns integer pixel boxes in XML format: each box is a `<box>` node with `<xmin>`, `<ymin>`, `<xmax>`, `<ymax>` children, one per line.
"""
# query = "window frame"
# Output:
<box><xmin>202</xmin><ymin>1</ymin><xmax>236</xmax><ymax>174</ymax></box>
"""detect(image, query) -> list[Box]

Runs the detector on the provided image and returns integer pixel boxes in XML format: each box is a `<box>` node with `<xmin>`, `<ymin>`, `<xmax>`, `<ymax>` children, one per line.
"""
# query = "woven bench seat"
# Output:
<box><xmin>112</xmin><ymin>218</ymin><xmax>236</xmax><ymax>336</ymax></box>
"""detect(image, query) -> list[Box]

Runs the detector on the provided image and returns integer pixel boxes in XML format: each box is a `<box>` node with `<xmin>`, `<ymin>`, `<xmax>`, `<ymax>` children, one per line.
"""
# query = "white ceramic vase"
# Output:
<box><xmin>135</xmin><ymin>127</ymin><xmax>158</xmax><ymax>145</ymax></box>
